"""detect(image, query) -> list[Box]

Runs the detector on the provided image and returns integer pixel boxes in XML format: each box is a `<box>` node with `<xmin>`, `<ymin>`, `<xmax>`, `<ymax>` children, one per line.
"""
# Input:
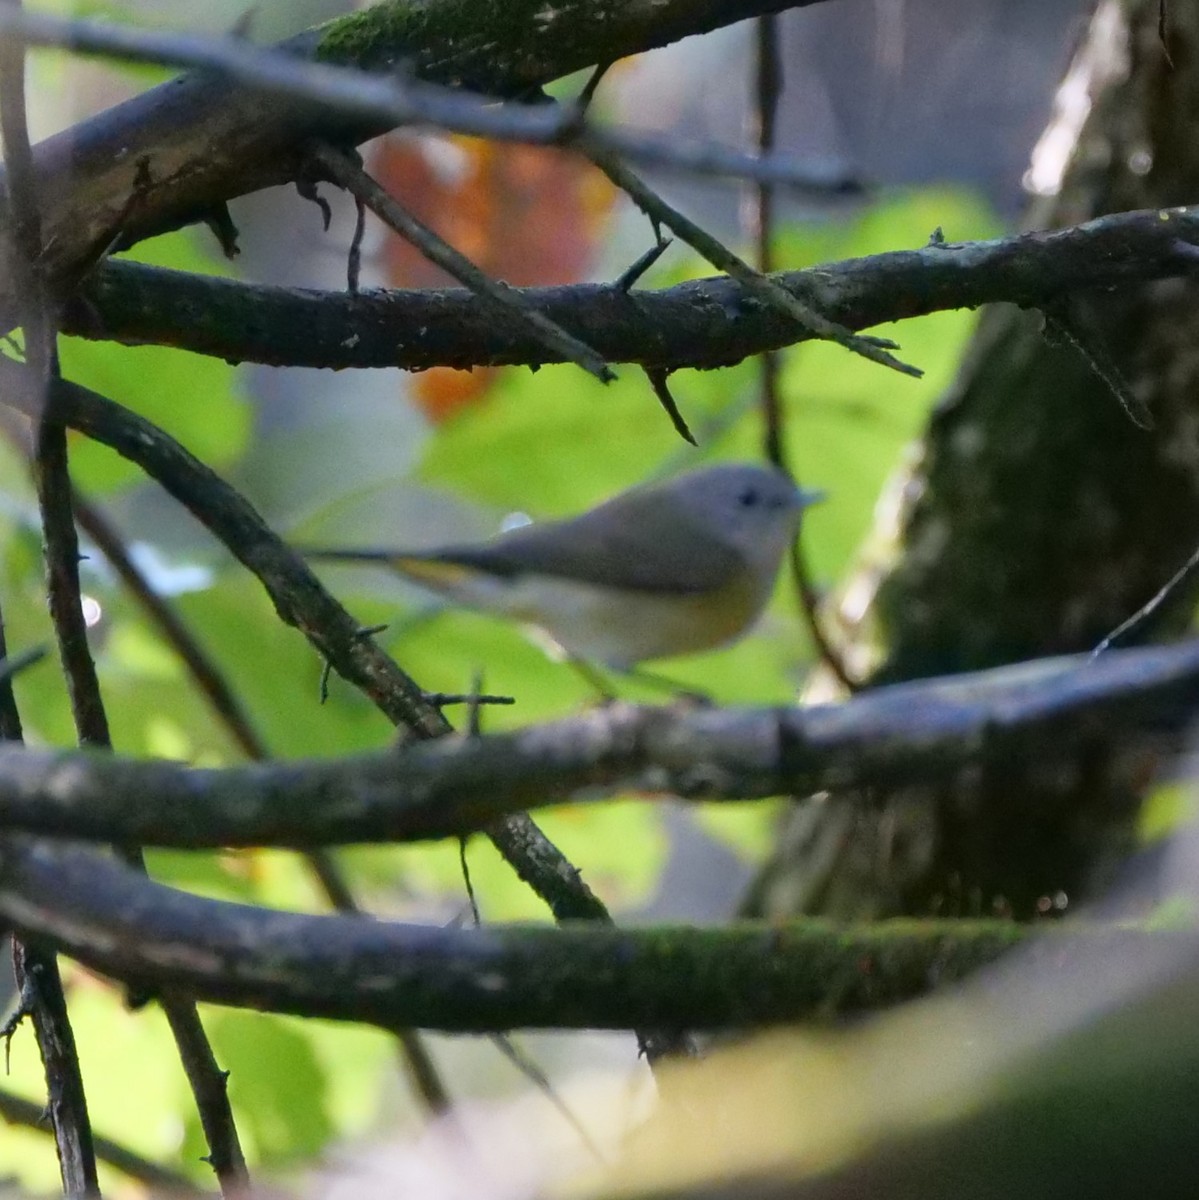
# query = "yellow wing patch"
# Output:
<box><xmin>390</xmin><ymin>556</ymin><xmax>476</xmax><ymax>589</ymax></box>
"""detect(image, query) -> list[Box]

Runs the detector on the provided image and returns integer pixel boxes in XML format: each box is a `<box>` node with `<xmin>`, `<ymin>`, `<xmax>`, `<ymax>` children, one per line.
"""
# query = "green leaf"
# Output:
<box><xmin>189</xmin><ymin>1012</ymin><xmax>334</xmax><ymax>1165</ymax></box>
<box><xmin>60</xmin><ymin>230</ymin><xmax>249</xmax><ymax>496</ymax></box>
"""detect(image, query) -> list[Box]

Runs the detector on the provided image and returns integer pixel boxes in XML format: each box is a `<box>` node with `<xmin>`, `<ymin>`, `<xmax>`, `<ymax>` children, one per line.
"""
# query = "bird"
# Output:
<box><xmin>302</xmin><ymin>462</ymin><xmax>822</xmax><ymax>670</ymax></box>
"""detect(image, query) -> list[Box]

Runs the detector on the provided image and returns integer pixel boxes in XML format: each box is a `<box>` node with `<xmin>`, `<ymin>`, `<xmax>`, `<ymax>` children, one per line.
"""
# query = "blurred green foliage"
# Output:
<box><xmin>0</xmin><ymin>187</ymin><xmax>996</xmax><ymax>1187</ymax></box>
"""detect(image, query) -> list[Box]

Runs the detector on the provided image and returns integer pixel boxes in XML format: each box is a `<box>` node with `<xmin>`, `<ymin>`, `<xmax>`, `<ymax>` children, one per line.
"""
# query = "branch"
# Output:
<box><xmin>5</xmin><ymin>839</ymin><xmax>1198</xmax><ymax>1035</ymax></box>
<box><xmin>0</xmin><ymin>0</ymin><xmax>841</xmax><ymax>318</ymax></box>
<box><xmin>0</xmin><ymin>10</ymin><xmax>100</xmax><ymax>1192</ymax></box>
<box><xmin>0</xmin><ymin>839</ymin><xmax>1050</xmax><ymax>1030</ymax></box>
<box><xmin>67</xmin><ymin>206</ymin><xmax>1199</xmax><ymax>371</ymax></box>
<box><xmin>6</xmin><ymin>220</ymin><xmax>252</xmax><ymax>1200</ymax></box>
<box><xmin>309</xmin><ymin>140</ymin><xmax>615</xmax><ymax>382</ymax></box>
<box><xmin>0</xmin><ymin>1086</ymin><xmax>206</xmax><ymax>1194</ymax></box>
<box><xmin>586</xmin><ymin>144</ymin><xmax>921</xmax><ymax>378</ymax></box>
<box><xmin>0</xmin><ymin>640</ymin><xmax>1194</xmax><ymax>848</ymax></box>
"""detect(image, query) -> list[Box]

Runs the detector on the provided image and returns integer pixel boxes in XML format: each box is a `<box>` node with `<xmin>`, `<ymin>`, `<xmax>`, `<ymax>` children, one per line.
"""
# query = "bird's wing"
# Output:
<box><xmin>423</xmin><ymin>499</ymin><xmax>744</xmax><ymax>594</ymax></box>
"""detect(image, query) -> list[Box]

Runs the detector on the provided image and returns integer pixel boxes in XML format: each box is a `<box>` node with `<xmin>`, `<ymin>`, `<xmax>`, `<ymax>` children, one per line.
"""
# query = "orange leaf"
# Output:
<box><xmin>412</xmin><ymin>365</ymin><xmax>499</xmax><ymax>424</ymax></box>
<box><xmin>371</xmin><ymin>134</ymin><xmax>617</xmax><ymax>421</ymax></box>
<box><xmin>372</xmin><ymin>134</ymin><xmax>617</xmax><ymax>289</ymax></box>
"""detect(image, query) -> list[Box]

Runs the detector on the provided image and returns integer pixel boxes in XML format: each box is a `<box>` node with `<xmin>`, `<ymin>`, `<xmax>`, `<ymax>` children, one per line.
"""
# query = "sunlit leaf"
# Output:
<box><xmin>192</xmin><ymin>1012</ymin><xmax>334</xmax><ymax>1166</ymax></box>
<box><xmin>60</xmin><ymin>230</ymin><xmax>248</xmax><ymax>496</ymax></box>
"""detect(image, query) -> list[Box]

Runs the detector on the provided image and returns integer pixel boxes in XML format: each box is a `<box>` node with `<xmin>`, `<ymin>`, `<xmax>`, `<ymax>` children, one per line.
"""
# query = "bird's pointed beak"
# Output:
<box><xmin>796</xmin><ymin>487</ymin><xmax>828</xmax><ymax>508</ymax></box>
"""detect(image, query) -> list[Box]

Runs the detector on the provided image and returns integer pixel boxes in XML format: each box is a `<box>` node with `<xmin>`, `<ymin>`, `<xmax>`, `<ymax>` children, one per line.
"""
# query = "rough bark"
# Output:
<box><xmin>750</xmin><ymin>0</ymin><xmax>1199</xmax><ymax>920</ymax></box>
<box><xmin>0</xmin><ymin>0</ymin><xmax>835</xmax><ymax>324</ymax></box>
<box><xmin>0</xmin><ymin>640</ymin><xmax>1193</xmax><ymax>849</ymax></box>
<box><xmin>61</xmin><ymin>207</ymin><xmax>1199</xmax><ymax>371</ymax></box>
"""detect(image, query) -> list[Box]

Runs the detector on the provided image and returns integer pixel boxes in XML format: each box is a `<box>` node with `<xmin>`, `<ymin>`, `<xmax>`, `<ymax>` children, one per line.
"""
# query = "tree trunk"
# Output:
<box><xmin>749</xmin><ymin>0</ymin><xmax>1199</xmax><ymax>920</ymax></box>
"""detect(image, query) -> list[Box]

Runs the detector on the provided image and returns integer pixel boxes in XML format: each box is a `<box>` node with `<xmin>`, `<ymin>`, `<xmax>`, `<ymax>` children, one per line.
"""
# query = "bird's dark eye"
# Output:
<box><xmin>737</xmin><ymin>487</ymin><xmax>760</xmax><ymax>507</ymax></box>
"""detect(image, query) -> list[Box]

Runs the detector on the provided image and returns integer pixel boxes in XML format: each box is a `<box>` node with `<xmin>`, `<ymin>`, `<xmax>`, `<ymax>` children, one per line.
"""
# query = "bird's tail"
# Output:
<box><xmin>300</xmin><ymin>548</ymin><xmax>485</xmax><ymax>595</ymax></box>
<box><xmin>298</xmin><ymin>547</ymin><xmax>399</xmax><ymax>563</ymax></box>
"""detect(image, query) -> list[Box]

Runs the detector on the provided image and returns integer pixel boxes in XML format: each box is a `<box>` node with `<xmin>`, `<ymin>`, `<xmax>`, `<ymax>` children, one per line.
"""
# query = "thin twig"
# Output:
<box><xmin>0</xmin><ymin>644</ymin><xmax>47</xmax><ymax>688</ymax></box>
<box><xmin>0</xmin><ymin>7</ymin><xmax>864</xmax><ymax>198</ymax></box>
<box><xmin>488</xmin><ymin>1033</ymin><xmax>606</xmax><ymax>1162</ymax></box>
<box><xmin>459</xmin><ymin>838</ymin><xmax>481</xmax><ymax>926</ymax></box>
<box><xmin>1043</xmin><ymin>303</ymin><xmax>1154</xmax><ymax>430</ymax></box>
<box><xmin>424</xmin><ymin>691</ymin><xmax>516</xmax><ymax>708</ymax></box>
<box><xmin>785</xmin><ymin>541</ymin><xmax>859</xmax><ymax>691</ymax></box>
<box><xmin>0</xmin><ymin>625</ymin><xmax>96</xmax><ymax>1200</ymax></box>
<box><xmin>36</xmin><ymin>422</ymin><xmax>115</xmax><ymax>745</ymax></box>
<box><xmin>0</xmin><ymin>10</ymin><xmax>101</xmax><ymax>1192</ymax></box>
<box><xmin>0</xmin><ymin>1085</ymin><xmax>207</xmax><ymax>1195</ymax></box>
<box><xmin>310</xmin><ymin>141</ymin><xmax>616</xmax><ymax>383</ymax></box>
<box><xmin>5</xmin><ymin>946</ymin><xmax>98</xmax><ymax>1197</ymax></box>
<box><xmin>1160</xmin><ymin>0</ymin><xmax>1175</xmax><ymax>67</ymax></box>
<box><xmin>346</xmin><ymin>192</ymin><xmax>366</xmax><ymax>295</ymax></box>
<box><xmin>1092</xmin><ymin>540</ymin><xmax>1199</xmax><ymax>657</ymax></box>
<box><xmin>587</xmin><ymin>145</ymin><xmax>921</xmax><ymax>379</ymax></box>
<box><xmin>751</xmin><ymin>14</ymin><xmax>787</xmax><ymax>456</ymax></box>
<box><xmin>643</xmin><ymin>367</ymin><xmax>697</xmax><ymax>445</ymax></box>
<box><xmin>748</xmin><ymin>15</ymin><xmax>859</xmax><ymax>693</ymax></box>
<box><xmin>613</xmin><ymin>237</ymin><xmax>672</xmax><ymax>293</ymax></box>
<box><xmin>74</xmin><ymin>492</ymin><xmax>268</xmax><ymax>757</ymax></box>
<box><xmin>460</xmin><ymin>670</ymin><xmax>607</xmax><ymax>1132</ymax></box>
<box><xmin>574</xmin><ymin>62</ymin><xmax>612</xmax><ymax>115</ymax></box>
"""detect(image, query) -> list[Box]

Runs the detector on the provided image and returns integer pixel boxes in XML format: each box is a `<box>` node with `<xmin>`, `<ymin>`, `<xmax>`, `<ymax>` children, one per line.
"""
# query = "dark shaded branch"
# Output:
<box><xmin>0</xmin><ymin>640</ymin><xmax>1194</xmax><ymax>848</ymax></box>
<box><xmin>24</xmin><ymin>300</ymin><xmax>249</xmax><ymax>1200</ymax></box>
<box><xmin>309</xmin><ymin>141</ymin><xmax>615</xmax><ymax>382</ymax></box>
<box><xmin>37</xmin><ymin>411</ymin><xmax>250</xmax><ymax>1200</ymax></box>
<box><xmin>35</xmin><ymin>421</ymin><xmax>112</xmax><ymax>747</ymax></box>
<box><xmin>0</xmin><ymin>73</ymin><xmax>250</xmax><ymax>1178</ymax></box>
<box><xmin>155</xmin><ymin>1004</ymin><xmax>246</xmax><ymax>1195</ymax></box>
<box><xmin>1</xmin><ymin>9</ymin><xmax>101</xmax><ymax>1192</ymax></box>
<box><xmin>586</xmin><ymin>144</ymin><xmax>920</xmax><ymax>377</ymax></box>
<box><xmin>0</xmin><ymin>647</ymin><xmax>44</xmax><ymax>736</ymax></box>
<box><xmin>66</xmin><ymin>206</ymin><xmax>1199</xmax><ymax>372</ymax></box>
<box><xmin>5</xmin><ymin>839</ymin><xmax>1198</xmax><ymax>1036</ymax></box>
<box><xmin>0</xmin><ymin>0</ymin><xmax>841</xmax><ymax>319</ymax></box>
<box><xmin>30</xmin><ymin>392</ymin><xmax>250</xmax><ymax>1200</ymax></box>
<box><xmin>1092</xmin><ymin>537</ymin><xmax>1199</xmax><ymax>656</ymax></box>
<box><xmin>6</xmin><ymin>944</ymin><xmax>99</xmax><ymax>1197</ymax></box>
<box><xmin>0</xmin><ymin>839</ymin><xmax>1048</xmax><ymax>1031</ymax></box>
<box><xmin>0</xmin><ymin>1085</ymin><xmax>205</xmax><ymax>1194</ymax></box>
<box><xmin>2</xmin><ymin>205</ymin><xmax>250</xmax><ymax>1187</ymax></box>
<box><xmin>747</xmin><ymin>14</ymin><xmax>857</xmax><ymax>692</ymax></box>
<box><xmin>0</xmin><ymin>517</ymin><xmax>97</xmax><ymax>1200</ymax></box>
<box><xmin>482</xmin><ymin>813</ymin><xmax>612</xmax><ymax>923</ymax></box>
<box><xmin>0</xmin><ymin>4</ymin><xmax>851</xmax><ymax>187</ymax></box>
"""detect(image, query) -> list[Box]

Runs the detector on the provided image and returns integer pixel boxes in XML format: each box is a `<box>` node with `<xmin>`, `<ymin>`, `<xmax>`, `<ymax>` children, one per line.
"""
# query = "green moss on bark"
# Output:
<box><xmin>314</xmin><ymin>0</ymin><xmax>600</xmax><ymax>92</ymax></box>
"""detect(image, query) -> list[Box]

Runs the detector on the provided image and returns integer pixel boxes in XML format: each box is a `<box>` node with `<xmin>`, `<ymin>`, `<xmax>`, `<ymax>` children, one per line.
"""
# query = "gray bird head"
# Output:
<box><xmin>662</xmin><ymin>462</ymin><xmax>822</xmax><ymax>568</ymax></box>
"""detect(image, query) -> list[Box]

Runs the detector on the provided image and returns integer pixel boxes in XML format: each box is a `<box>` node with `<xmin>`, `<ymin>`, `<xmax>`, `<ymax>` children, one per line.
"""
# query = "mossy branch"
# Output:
<box><xmin>0</xmin><ymin>839</ymin><xmax>1116</xmax><ymax>1031</ymax></box>
<box><xmin>0</xmin><ymin>0</ymin><xmax>837</xmax><ymax>322</ymax></box>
